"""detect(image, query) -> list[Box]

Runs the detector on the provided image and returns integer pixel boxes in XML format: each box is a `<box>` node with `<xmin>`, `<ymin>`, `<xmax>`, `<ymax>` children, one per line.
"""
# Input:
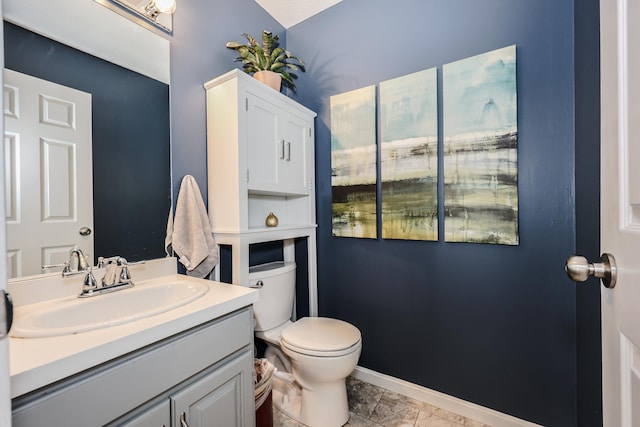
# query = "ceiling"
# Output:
<box><xmin>254</xmin><ymin>0</ymin><xmax>342</xmax><ymax>28</ymax></box>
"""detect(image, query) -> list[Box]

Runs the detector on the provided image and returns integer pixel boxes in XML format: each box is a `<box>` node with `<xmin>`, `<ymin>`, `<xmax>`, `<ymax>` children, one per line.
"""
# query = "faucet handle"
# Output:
<box><xmin>42</xmin><ymin>261</ymin><xmax>71</xmax><ymax>274</ymax></box>
<box><xmin>82</xmin><ymin>268</ymin><xmax>98</xmax><ymax>292</ymax></box>
<box><xmin>98</xmin><ymin>256</ymin><xmax>124</xmax><ymax>268</ymax></box>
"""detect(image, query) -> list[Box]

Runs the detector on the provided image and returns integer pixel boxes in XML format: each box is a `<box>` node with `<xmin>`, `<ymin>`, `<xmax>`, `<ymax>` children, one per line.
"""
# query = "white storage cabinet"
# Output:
<box><xmin>205</xmin><ymin>70</ymin><xmax>318</xmax><ymax>316</ymax></box>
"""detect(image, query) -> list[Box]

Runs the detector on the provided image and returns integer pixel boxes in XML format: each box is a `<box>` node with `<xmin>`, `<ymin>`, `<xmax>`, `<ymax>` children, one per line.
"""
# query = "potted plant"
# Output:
<box><xmin>226</xmin><ymin>30</ymin><xmax>305</xmax><ymax>92</ymax></box>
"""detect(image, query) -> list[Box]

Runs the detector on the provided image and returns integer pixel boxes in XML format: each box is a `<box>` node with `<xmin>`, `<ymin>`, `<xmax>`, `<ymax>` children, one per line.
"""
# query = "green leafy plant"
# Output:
<box><xmin>226</xmin><ymin>30</ymin><xmax>305</xmax><ymax>92</ymax></box>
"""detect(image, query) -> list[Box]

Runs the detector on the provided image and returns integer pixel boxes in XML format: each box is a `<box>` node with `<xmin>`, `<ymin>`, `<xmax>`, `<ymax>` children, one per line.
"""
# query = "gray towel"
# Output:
<box><xmin>171</xmin><ymin>175</ymin><xmax>218</xmax><ymax>278</ymax></box>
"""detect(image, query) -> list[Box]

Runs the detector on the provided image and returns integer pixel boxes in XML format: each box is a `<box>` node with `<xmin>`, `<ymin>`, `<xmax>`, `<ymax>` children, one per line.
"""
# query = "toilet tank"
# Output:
<box><xmin>249</xmin><ymin>261</ymin><xmax>296</xmax><ymax>332</ymax></box>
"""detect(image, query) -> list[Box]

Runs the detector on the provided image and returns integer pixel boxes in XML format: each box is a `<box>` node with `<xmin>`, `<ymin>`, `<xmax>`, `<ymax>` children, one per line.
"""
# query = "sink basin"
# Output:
<box><xmin>11</xmin><ymin>280</ymin><xmax>209</xmax><ymax>338</ymax></box>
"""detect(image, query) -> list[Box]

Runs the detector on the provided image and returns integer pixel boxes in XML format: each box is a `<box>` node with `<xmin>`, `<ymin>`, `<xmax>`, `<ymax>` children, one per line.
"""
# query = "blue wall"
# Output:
<box><xmin>170</xmin><ymin>0</ymin><xmax>283</xmax><ymax>204</ymax></box>
<box><xmin>170</xmin><ymin>0</ymin><xmax>601</xmax><ymax>425</ymax></box>
<box><xmin>574</xmin><ymin>0</ymin><xmax>602</xmax><ymax>424</ymax></box>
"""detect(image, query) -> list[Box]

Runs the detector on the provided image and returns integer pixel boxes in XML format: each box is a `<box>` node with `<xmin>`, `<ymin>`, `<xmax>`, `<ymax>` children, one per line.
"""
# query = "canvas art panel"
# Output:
<box><xmin>330</xmin><ymin>85</ymin><xmax>377</xmax><ymax>238</ymax></box>
<box><xmin>442</xmin><ymin>45</ymin><xmax>519</xmax><ymax>245</ymax></box>
<box><xmin>380</xmin><ymin>68</ymin><xmax>438</xmax><ymax>241</ymax></box>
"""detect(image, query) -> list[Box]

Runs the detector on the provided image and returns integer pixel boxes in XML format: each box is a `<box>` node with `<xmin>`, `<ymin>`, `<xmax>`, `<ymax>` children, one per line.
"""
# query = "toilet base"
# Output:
<box><xmin>271</xmin><ymin>376</ymin><xmax>350</xmax><ymax>427</ymax></box>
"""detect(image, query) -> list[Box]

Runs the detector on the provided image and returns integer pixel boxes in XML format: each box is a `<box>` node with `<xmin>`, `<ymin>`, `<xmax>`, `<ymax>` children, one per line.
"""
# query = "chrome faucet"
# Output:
<box><xmin>79</xmin><ymin>256</ymin><xmax>134</xmax><ymax>298</ymax></box>
<box><xmin>42</xmin><ymin>248</ymin><xmax>91</xmax><ymax>276</ymax></box>
<box><xmin>101</xmin><ymin>256</ymin><xmax>132</xmax><ymax>288</ymax></box>
<box><xmin>70</xmin><ymin>249</ymin><xmax>90</xmax><ymax>272</ymax></box>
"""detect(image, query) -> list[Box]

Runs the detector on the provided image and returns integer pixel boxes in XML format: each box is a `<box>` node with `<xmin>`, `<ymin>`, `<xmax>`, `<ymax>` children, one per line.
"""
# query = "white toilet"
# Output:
<box><xmin>249</xmin><ymin>261</ymin><xmax>362</xmax><ymax>427</ymax></box>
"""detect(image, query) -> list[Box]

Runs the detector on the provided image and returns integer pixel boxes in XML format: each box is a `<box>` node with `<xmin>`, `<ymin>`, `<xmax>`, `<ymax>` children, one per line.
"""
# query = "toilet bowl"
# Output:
<box><xmin>250</xmin><ymin>262</ymin><xmax>362</xmax><ymax>427</ymax></box>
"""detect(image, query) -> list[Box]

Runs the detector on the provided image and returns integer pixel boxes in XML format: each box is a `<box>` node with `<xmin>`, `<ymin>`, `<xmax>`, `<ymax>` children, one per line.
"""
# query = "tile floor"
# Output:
<box><xmin>272</xmin><ymin>376</ymin><xmax>491</xmax><ymax>427</ymax></box>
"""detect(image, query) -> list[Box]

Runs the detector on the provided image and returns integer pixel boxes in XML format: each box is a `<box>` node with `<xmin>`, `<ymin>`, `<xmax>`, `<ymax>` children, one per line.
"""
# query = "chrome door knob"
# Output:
<box><xmin>565</xmin><ymin>253</ymin><xmax>617</xmax><ymax>288</ymax></box>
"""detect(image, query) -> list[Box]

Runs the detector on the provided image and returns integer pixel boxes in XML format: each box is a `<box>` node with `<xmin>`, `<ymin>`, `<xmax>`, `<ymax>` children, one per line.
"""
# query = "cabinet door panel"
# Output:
<box><xmin>172</xmin><ymin>349</ymin><xmax>254</xmax><ymax>427</ymax></box>
<box><xmin>282</xmin><ymin>112</ymin><xmax>310</xmax><ymax>194</ymax></box>
<box><xmin>247</xmin><ymin>94</ymin><xmax>280</xmax><ymax>192</ymax></box>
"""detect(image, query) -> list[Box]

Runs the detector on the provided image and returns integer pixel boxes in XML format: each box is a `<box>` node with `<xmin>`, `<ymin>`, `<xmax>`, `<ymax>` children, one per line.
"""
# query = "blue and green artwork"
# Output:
<box><xmin>330</xmin><ymin>85</ymin><xmax>377</xmax><ymax>238</ymax></box>
<box><xmin>380</xmin><ymin>68</ymin><xmax>438</xmax><ymax>241</ymax></box>
<box><xmin>443</xmin><ymin>45</ymin><xmax>519</xmax><ymax>245</ymax></box>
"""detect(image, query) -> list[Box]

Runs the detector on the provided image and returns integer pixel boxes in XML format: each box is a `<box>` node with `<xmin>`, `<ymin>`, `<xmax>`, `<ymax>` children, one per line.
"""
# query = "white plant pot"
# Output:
<box><xmin>254</xmin><ymin>70</ymin><xmax>282</xmax><ymax>91</ymax></box>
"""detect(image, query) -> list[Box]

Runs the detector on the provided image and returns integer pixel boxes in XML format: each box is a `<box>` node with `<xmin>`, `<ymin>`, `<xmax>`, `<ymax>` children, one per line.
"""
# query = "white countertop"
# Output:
<box><xmin>8</xmin><ymin>259</ymin><xmax>258</xmax><ymax>399</ymax></box>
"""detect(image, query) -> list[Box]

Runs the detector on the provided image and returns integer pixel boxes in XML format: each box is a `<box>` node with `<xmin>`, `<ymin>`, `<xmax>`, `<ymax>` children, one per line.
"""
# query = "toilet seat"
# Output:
<box><xmin>281</xmin><ymin>317</ymin><xmax>361</xmax><ymax>357</ymax></box>
<box><xmin>256</xmin><ymin>320</ymin><xmax>293</xmax><ymax>345</ymax></box>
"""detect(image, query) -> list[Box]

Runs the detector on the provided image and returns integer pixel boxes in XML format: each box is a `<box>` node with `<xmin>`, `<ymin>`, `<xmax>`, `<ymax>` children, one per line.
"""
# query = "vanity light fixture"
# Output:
<box><xmin>94</xmin><ymin>0</ymin><xmax>176</xmax><ymax>35</ymax></box>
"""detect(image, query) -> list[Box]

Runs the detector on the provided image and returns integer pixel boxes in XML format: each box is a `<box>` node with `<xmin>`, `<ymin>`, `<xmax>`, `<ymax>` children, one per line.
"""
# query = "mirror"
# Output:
<box><xmin>4</xmin><ymin>21</ymin><xmax>172</xmax><ymax>278</ymax></box>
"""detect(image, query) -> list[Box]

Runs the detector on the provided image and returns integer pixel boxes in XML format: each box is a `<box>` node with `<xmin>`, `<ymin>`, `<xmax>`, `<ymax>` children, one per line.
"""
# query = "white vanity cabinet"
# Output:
<box><xmin>11</xmin><ymin>307</ymin><xmax>255</xmax><ymax>427</ymax></box>
<box><xmin>205</xmin><ymin>70</ymin><xmax>318</xmax><ymax>315</ymax></box>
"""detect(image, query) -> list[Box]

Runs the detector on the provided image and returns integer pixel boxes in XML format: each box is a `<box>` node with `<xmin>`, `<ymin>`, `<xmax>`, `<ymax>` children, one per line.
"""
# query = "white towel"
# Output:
<box><xmin>171</xmin><ymin>175</ymin><xmax>218</xmax><ymax>278</ymax></box>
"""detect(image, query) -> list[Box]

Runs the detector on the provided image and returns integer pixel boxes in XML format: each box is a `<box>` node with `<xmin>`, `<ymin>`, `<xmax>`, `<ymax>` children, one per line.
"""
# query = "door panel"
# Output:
<box><xmin>3</xmin><ymin>69</ymin><xmax>93</xmax><ymax>277</ymax></box>
<box><xmin>600</xmin><ymin>0</ymin><xmax>640</xmax><ymax>425</ymax></box>
<box><xmin>247</xmin><ymin>93</ymin><xmax>280</xmax><ymax>192</ymax></box>
<box><xmin>282</xmin><ymin>112</ymin><xmax>310</xmax><ymax>195</ymax></box>
<box><xmin>172</xmin><ymin>350</ymin><xmax>253</xmax><ymax>427</ymax></box>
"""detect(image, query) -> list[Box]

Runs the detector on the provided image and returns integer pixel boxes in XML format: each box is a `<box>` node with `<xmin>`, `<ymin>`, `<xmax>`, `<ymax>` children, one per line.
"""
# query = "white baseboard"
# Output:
<box><xmin>351</xmin><ymin>366</ymin><xmax>542</xmax><ymax>427</ymax></box>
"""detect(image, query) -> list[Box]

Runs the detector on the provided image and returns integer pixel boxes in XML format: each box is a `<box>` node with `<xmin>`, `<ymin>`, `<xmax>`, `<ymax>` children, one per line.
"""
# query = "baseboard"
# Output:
<box><xmin>351</xmin><ymin>366</ymin><xmax>542</xmax><ymax>427</ymax></box>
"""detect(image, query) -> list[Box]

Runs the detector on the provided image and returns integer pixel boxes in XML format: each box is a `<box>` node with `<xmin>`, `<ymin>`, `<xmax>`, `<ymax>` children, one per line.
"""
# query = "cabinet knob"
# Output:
<box><xmin>180</xmin><ymin>412</ymin><xmax>189</xmax><ymax>427</ymax></box>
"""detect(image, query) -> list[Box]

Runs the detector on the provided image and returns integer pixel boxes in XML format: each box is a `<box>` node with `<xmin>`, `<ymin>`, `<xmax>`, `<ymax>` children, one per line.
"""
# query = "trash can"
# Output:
<box><xmin>254</xmin><ymin>358</ymin><xmax>275</xmax><ymax>427</ymax></box>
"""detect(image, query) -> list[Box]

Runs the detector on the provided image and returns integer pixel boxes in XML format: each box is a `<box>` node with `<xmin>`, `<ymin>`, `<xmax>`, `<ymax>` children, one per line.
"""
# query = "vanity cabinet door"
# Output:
<box><xmin>171</xmin><ymin>348</ymin><xmax>254</xmax><ymax>427</ymax></box>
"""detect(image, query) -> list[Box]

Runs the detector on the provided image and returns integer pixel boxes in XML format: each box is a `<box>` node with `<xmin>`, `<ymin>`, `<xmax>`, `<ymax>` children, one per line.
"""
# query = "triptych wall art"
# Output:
<box><xmin>330</xmin><ymin>45</ymin><xmax>518</xmax><ymax>245</ymax></box>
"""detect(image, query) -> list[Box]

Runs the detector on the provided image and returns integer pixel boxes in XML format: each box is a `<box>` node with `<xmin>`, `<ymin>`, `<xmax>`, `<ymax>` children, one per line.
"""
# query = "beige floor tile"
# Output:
<box><xmin>369</xmin><ymin>393</ymin><xmax>420</xmax><ymax>427</ymax></box>
<box><xmin>347</xmin><ymin>376</ymin><xmax>386</xmax><ymax>419</ymax></box>
<box><xmin>273</xmin><ymin>406</ymin><xmax>306</xmax><ymax>427</ymax></box>
<box><xmin>345</xmin><ymin>412</ymin><xmax>385</xmax><ymax>426</ymax></box>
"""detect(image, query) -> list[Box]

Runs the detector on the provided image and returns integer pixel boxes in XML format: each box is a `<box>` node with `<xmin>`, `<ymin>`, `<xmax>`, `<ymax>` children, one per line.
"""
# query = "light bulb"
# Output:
<box><xmin>153</xmin><ymin>0</ymin><xmax>176</xmax><ymax>14</ymax></box>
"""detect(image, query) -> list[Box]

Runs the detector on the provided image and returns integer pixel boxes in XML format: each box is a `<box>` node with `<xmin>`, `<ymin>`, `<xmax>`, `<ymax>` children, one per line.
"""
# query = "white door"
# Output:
<box><xmin>601</xmin><ymin>0</ymin><xmax>640</xmax><ymax>425</ymax></box>
<box><xmin>3</xmin><ymin>69</ymin><xmax>93</xmax><ymax>278</ymax></box>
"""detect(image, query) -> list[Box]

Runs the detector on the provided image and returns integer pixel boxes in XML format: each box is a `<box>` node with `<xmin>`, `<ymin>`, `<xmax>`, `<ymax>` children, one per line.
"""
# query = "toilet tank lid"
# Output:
<box><xmin>282</xmin><ymin>317</ymin><xmax>361</xmax><ymax>352</ymax></box>
<box><xmin>249</xmin><ymin>261</ymin><xmax>296</xmax><ymax>278</ymax></box>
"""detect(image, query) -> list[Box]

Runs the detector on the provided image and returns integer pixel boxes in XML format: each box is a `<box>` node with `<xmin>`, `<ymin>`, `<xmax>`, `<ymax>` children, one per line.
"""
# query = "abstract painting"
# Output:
<box><xmin>330</xmin><ymin>85</ymin><xmax>377</xmax><ymax>238</ymax></box>
<box><xmin>442</xmin><ymin>45</ymin><xmax>518</xmax><ymax>245</ymax></box>
<box><xmin>380</xmin><ymin>68</ymin><xmax>438</xmax><ymax>240</ymax></box>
